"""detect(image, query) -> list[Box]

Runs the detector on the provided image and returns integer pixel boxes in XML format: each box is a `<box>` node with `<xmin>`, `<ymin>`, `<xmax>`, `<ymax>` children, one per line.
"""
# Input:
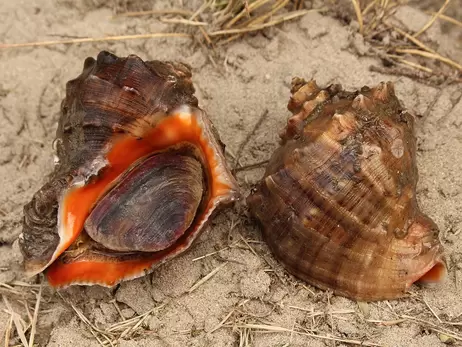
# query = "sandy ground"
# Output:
<box><xmin>1</xmin><ymin>1</ymin><xmax>461</xmax><ymax>346</ymax></box>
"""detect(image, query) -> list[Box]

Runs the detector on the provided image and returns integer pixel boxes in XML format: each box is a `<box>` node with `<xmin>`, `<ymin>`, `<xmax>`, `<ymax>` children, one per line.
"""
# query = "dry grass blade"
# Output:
<box><xmin>188</xmin><ymin>262</ymin><xmax>227</xmax><ymax>293</ymax></box>
<box><xmin>366</xmin><ymin>318</ymin><xmax>407</xmax><ymax>326</ymax></box>
<box><xmin>426</xmin><ymin>12</ymin><xmax>462</xmax><ymax>27</ymax></box>
<box><xmin>4</xmin><ymin>316</ymin><xmax>12</xmax><ymax>347</ymax></box>
<box><xmin>400</xmin><ymin>315</ymin><xmax>462</xmax><ymax>341</ymax></box>
<box><xmin>390</xmin><ymin>25</ymin><xmax>437</xmax><ymax>54</ymax></box>
<box><xmin>394</xmin><ymin>48</ymin><xmax>462</xmax><ymax>72</ymax></box>
<box><xmin>106</xmin><ymin>303</ymin><xmax>166</xmax><ymax>334</ymax></box>
<box><xmin>27</xmin><ymin>281</ymin><xmax>42</xmax><ymax>347</ymax></box>
<box><xmin>192</xmin><ymin>242</ymin><xmax>240</xmax><ymax>261</ymax></box>
<box><xmin>386</xmin><ymin>54</ymin><xmax>434</xmax><ymax>73</ymax></box>
<box><xmin>362</xmin><ymin>0</ymin><xmax>378</xmax><ymax>16</ymax></box>
<box><xmin>210</xmin><ymin>309</ymin><xmax>235</xmax><ymax>333</ymax></box>
<box><xmin>3</xmin><ymin>297</ymin><xmax>29</xmax><ymax>347</ymax></box>
<box><xmin>160</xmin><ymin>18</ymin><xmax>208</xmax><ymax>26</ymax></box>
<box><xmin>422</xmin><ymin>297</ymin><xmax>442</xmax><ymax>323</ymax></box>
<box><xmin>112</xmin><ymin>9</ymin><xmax>193</xmax><ymax>18</ymax></box>
<box><xmin>224</xmin><ymin>0</ymin><xmax>272</xmax><ymax>29</ymax></box>
<box><xmin>351</xmin><ymin>0</ymin><xmax>364</xmax><ymax>34</ymax></box>
<box><xmin>240</xmin><ymin>0</ymin><xmax>291</xmax><ymax>29</ymax></box>
<box><xmin>224</xmin><ymin>323</ymin><xmax>382</xmax><ymax>346</ymax></box>
<box><xmin>190</xmin><ymin>0</ymin><xmax>212</xmax><ymax>21</ymax></box>
<box><xmin>209</xmin><ymin>9</ymin><xmax>322</xmax><ymax>36</ymax></box>
<box><xmin>414</xmin><ymin>0</ymin><xmax>452</xmax><ymax>37</ymax></box>
<box><xmin>0</xmin><ymin>33</ymin><xmax>191</xmax><ymax>49</ymax></box>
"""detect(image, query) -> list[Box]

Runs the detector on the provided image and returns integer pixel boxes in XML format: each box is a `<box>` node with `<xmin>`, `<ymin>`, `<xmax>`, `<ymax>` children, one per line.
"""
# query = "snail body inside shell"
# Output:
<box><xmin>247</xmin><ymin>79</ymin><xmax>446</xmax><ymax>301</ymax></box>
<box><xmin>20</xmin><ymin>51</ymin><xmax>239</xmax><ymax>287</ymax></box>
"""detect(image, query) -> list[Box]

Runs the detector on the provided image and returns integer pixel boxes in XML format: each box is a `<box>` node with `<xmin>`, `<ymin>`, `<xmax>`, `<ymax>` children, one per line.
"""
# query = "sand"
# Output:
<box><xmin>0</xmin><ymin>0</ymin><xmax>461</xmax><ymax>346</ymax></box>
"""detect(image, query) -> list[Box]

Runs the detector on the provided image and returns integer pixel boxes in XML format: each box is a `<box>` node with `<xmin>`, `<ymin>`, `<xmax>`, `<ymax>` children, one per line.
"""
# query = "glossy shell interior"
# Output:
<box><xmin>20</xmin><ymin>51</ymin><xmax>239</xmax><ymax>287</ymax></box>
<box><xmin>247</xmin><ymin>79</ymin><xmax>446</xmax><ymax>301</ymax></box>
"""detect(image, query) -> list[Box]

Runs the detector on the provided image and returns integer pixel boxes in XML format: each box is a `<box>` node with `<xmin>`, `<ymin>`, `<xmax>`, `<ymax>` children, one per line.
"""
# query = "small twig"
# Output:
<box><xmin>394</xmin><ymin>48</ymin><xmax>462</xmax><ymax>72</ymax></box>
<box><xmin>422</xmin><ymin>297</ymin><xmax>442</xmax><ymax>323</ymax></box>
<box><xmin>4</xmin><ymin>315</ymin><xmax>12</xmax><ymax>347</ymax></box>
<box><xmin>0</xmin><ymin>33</ymin><xmax>191</xmax><ymax>49</ymax></box>
<box><xmin>351</xmin><ymin>0</ymin><xmax>364</xmax><ymax>34</ymax></box>
<box><xmin>234</xmin><ymin>159</ymin><xmax>270</xmax><ymax>173</ymax></box>
<box><xmin>224</xmin><ymin>0</ymin><xmax>272</xmax><ymax>29</ymax></box>
<box><xmin>386</xmin><ymin>54</ymin><xmax>434</xmax><ymax>73</ymax></box>
<box><xmin>234</xmin><ymin>109</ymin><xmax>269</xmax><ymax>170</ymax></box>
<box><xmin>400</xmin><ymin>315</ymin><xmax>462</xmax><ymax>341</ymax></box>
<box><xmin>209</xmin><ymin>9</ymin><xmax>324</xmax><ymax>36</ymax></box>
<box><xmin>238</xmin><ymin>233</ymin><xmax>259</xmax><ymax>257</ymax></box>
<box><xmin>192</xmin><ymin>242</ymin><xmax>239</xmax><ymax>262</ymax></box>
<box><xmin>28</xmin><ymin>280</ymin><xmax>43</xmax><ymax>347</ymax></box>
<box><xmin>112</xmin><ymin>9</ymin><xmax>193</xmax><ymax>18</ymax></box>
<box><xmin>426</xmin><ymin>12</ymin><xmax>462</xmax><ymax>27</ymax></box>
<box><xmin>366</xmin><ymin>318</ymin><xmax>406</xmax><ymax>326</ymax></box>
<box><xmin>413</xmin><ymin>0</ymin><xmax>452</xmax><ymax>37</ymax></box>
<box><xmin>160</xmin><ymin>18</ymin><xmax>208</xmax><ymax>26</ymax></box>
<box><xmin>209</xmin><ymin>309</ymin><xmax>235</xmax><ymax>333</ymax></box>
<box><xmin>3</xmin><ymin>297</ymin><xmax>29</xmax><ymax>347</ymax></box>
<box><xmin>389</xmin><ymin>25</ymin><xmax>437</xmax><ymax>54</ymax></box>
<box><xmin>188</xmin><ymin>262</ymin><xmax>227</xmax><ymax>293</ymax></box>
<box><xmin>221</xmin><ymin>323</ymin><xmax>382</xmax><ymax>346</ymax></box>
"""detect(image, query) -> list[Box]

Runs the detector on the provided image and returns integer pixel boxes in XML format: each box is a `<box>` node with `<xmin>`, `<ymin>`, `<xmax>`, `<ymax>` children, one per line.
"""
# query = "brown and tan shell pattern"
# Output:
<box><xmin>247</xmin><ymin>78</ymin><xmax>446</xmax><ymax>301</ymax></box>
<box><xmin>19</xmin><ymin>51</ymin><xmax>239</xmax><ymax>287</ymax></box>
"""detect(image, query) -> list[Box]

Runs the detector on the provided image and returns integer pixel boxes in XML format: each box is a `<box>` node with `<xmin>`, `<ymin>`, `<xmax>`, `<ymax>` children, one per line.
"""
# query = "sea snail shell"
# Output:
<box><xmin>247</xmin><ymin>78</ymin><xmax>446</xmax><ymax>301</ymax></box>
<box><xmin>19</xmin><ymin>51</ymin><xmax>240</xmax><ymax>287</ymax></box>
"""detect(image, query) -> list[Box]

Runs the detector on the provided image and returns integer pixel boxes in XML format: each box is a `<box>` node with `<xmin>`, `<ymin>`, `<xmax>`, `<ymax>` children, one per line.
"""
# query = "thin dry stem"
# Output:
<box><xmin>160</xmin><ymin>18</ymin><xmax>208</xmax><ymax>26</ymax></box>
<box><xmin>222</xmin><ymin>323</ymin><xmax>382</xmax><ymax>346</ymax></box>
<box><xmin>188</xmin><ymin>262</ymin><xmax>227</xmax><ymax>293</ymax></box>
<box><xmin>390</xmin><ymin>25</ymin><xmax>437</xmax><ymax>54</ymax></box>
<box><xmin>112</xmin><ymin>9</ymin><xmax>193</xmax><ymax>18</ymax></box>
<box><xmin>209</xmin><ymin>9</ymin><xmax>323</xmax><ymax>36</ymax></box>
<box><xmin>0</xmin><ymin>33</ymin><xmax>191</xmax><ymax>49</ymax></box>
<box><xmin>4</xmin><ymin>316</ymin><xmax>12</xmax><ymax>347</ymax></box>
<box><xmin>394</xmin><ymin>48</ymin><xmax>462</xmax><ymax>72</ymax></box>
<box><xmin>386</xmin><ymin>54</ymin><xmax>434</xmax><ymax>73</ymax></box>
<box><xmin>192</xmin><ymin>242</ymin><xmax>240</xmax><ymax>261</ymax></box>
<box><xmin>224</xmin><ymin>0</ymin><xmax>272</xmax><ymax>29</ymax></box>
<box><xmin>351</xmin><ymin>0</ymin><xmax>364</xmax><ymax>34</ymax></box>
<box><xmin>427</xmin><ymin>12</ymin><xmax>462</xmax><ymax>27</ymax></box>
<box><xmin>27</xmin><ymin>281</ymin><xmax>42</xmax><ymax>347</ymax></box>
<box><xmin>3</xmin><ymin>297</ymin><xmax>29</xmax><ymax>347</ymax></box>
<box><xmin>209</xmin><ymin>309</ymin><xmax>235</xmax><ymax>333</ymax></box>
<box><xmin>413</xmin><ymin>0</ymin><xmax>452</xmax><ymax>37</ymax></box>
<box><xmin>400</xmin><ymin>315</ymin><xmax>462</xmax><ymax>341</ymax></box>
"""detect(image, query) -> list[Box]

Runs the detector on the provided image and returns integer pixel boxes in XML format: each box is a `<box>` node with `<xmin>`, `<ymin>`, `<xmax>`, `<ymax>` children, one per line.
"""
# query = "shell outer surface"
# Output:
<box><xmin>247</xmin><ymin>78</ymin><xmax>445</xmax><ymax>301</ymax></box>
<box><xmin>20</xmin><ymin>51</ymin><xmax>240</xmax><ymax>287</ymax></box>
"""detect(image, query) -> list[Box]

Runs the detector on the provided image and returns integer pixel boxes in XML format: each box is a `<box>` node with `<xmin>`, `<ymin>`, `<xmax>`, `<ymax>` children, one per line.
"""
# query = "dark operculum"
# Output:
<box><xmin>84</xmin><ymin>149</ymin><xmax>206</xmax><ymax>252</ymax></box>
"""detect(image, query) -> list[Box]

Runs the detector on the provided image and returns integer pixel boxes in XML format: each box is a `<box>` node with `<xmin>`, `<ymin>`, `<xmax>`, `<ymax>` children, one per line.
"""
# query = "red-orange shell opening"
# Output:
<box><xmin>44</xmin><ymin>106</ymin><xmax>239</xmax><ymax>287</ymax></box>
<box><xmin>415</xmin><ymin>260</ymin><xmax>447</xmax><ymax>284</ymax></box>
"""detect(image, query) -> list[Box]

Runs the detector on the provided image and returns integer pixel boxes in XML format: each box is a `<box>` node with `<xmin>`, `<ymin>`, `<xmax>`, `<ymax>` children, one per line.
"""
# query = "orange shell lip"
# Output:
<box><xmin>44</xmin><ymin>106</ymin><xmax>239</xmax><ymax>287</ymax></box>
<box><xmin>413</xmin><ymin>259</ymin><xmax>447</xmax><ymax>285</ymax></box>
<box><xmin>406</xmin><ymin>256</ymin><xmax>447</xmax><ymax>290</ymax></box>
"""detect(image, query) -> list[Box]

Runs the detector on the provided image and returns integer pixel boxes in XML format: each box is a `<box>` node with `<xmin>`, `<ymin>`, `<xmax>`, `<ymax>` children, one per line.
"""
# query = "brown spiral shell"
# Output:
<box><xmin>19</xmin><ymin>51</ymin><xmax>239</xmax><ymax>287</ymax></box>
<box><xmin>247</xmin><ymin>78</ymin><xmax>446</xmax><ymax>301</ymax></box>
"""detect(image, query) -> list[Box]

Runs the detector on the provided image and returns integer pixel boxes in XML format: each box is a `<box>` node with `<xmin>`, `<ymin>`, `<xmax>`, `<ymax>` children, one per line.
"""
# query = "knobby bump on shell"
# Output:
<box><xmin>247</xmin><ymin>78</ymin><xmax>446</xmax><ymax>301</ymax></box>
<box><xmin>19</xmin><ymin>51</ymin><xmax>239</xmax><ymax>287</ymax></box>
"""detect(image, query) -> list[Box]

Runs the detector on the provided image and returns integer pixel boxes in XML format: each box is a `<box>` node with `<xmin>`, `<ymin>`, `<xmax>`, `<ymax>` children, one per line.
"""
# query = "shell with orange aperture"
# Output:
<box><xmin>19</xmin><ymin>51</ymin><xmax>240</xmax><ymax>287</ymax></box>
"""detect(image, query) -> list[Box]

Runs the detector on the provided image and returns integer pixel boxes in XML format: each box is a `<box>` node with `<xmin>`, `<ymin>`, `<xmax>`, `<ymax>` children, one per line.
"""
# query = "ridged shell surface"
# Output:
<box><xmin>247</xmin><ymin>79</ymin><xmax>445</xmax><ymax>301</ymax></box>
<box><xmin>20</xmin><ymin>51</ymin><xmax>239</xmax><ymax>287</ymax></box>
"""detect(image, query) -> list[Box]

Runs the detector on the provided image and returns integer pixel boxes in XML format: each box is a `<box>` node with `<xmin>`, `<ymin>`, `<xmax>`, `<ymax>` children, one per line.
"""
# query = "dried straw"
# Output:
<box><xmin>0</xmin><ymin>33</ymin><xmax>191</xmax><ymax>49</ymax></box>
<box><xmin>413</xmin><ymin>0</ymin><xmax>452</xmax><ymax>37</ymax></box>
<box><xmin>348</xmin><ymin>0</ymin><xmax>461</xmax><ymax>82</ymax></box>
